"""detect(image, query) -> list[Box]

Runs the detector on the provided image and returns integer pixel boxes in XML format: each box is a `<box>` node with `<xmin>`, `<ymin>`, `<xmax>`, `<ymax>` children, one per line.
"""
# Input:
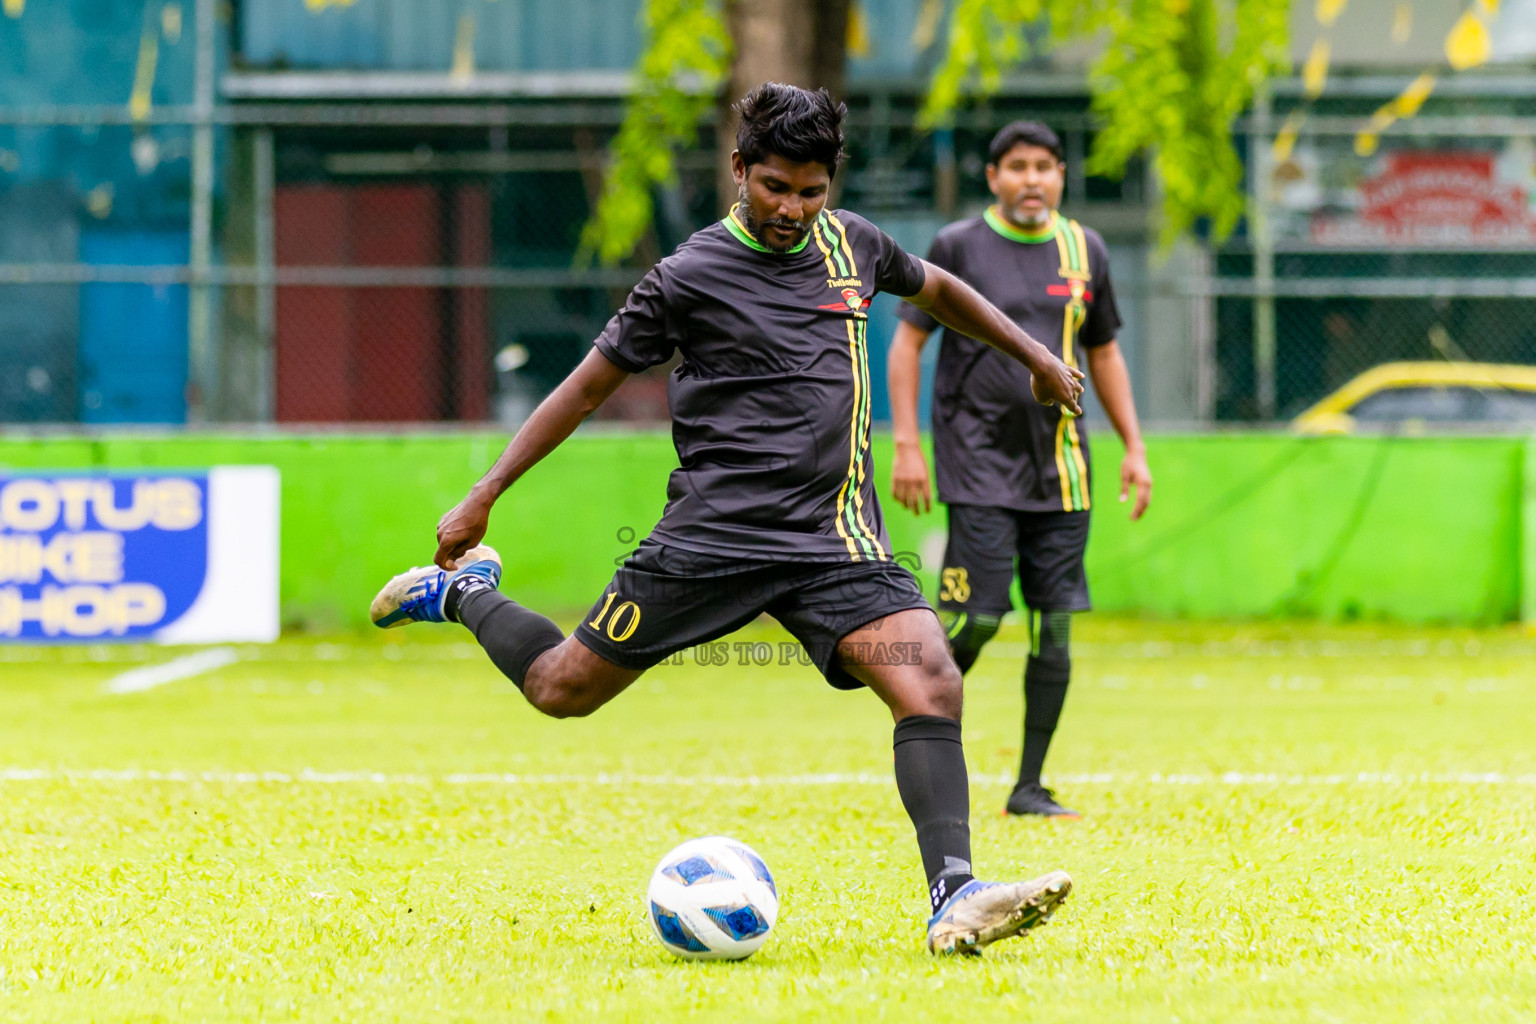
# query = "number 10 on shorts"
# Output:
<box><xmin>589</xmin><ymin>592</ymin><xmax>642</xmax><ymax>641</ymax></box>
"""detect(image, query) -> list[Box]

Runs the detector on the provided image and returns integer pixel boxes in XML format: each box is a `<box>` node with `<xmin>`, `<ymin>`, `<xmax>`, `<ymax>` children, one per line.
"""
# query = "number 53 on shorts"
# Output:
<box><xmin>939</xmin><ymin>567</ymin><xmax>971</xmax><ymax>604</ymax></box>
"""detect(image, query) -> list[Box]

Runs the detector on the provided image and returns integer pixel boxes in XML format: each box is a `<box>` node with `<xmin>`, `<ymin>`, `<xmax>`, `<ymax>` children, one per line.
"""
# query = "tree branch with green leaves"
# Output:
<box><xmin>924</xmin><ymin>0</ymin><xmax>1290</xmax><ymax>245</ymax></box>
<box><xmin>577</xmin><ymin>0</ymin><xmax>731</xmax><ymax>267</ymax></box>
<box><xmin>586</xmin><ymin>0</ymin><xmax>1290</xmax><ymax>263</ymax></box>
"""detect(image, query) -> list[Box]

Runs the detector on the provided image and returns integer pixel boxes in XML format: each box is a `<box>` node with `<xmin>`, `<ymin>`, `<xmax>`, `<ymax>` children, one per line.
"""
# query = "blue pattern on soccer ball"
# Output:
<box><xmin>650</xmin><ymin>901</ymin><xmax>709</xmax><ymax>952</ymax></box>
<box><xmin>728</xmin><ymin>843</ymin><xmax>777</xmax><ymax>898</ymax></box>
<box><xmin>703</xmin><ymin>902</ymin><xmax>770</xmax><ymax>941</ymax></box>
<box><xmin>663</xmin><ymin>854</ymin><xmax>733</xmax><ymax>886</ymax></box>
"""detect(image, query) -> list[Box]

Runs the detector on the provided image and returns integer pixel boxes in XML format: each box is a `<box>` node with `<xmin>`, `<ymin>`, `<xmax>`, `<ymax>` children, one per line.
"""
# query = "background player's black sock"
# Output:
<box><xmin>1017</xmin><ymin>609</ymin><xmax>1072</xmax><ymax>787</ymax></box>
<box><xmin>454</xmin><ymin>587</ymin><xmax>564</xmax><ymax>690</ymax></box>
<box><xmin>892</xmin><ymin>714</ymin><xmax>975</xmax><ymax>913</ymax></box>
<box><xmin>941</xmin><ymin>611</ymin><xmax>1002</xmax><ymax>675</ymax></box>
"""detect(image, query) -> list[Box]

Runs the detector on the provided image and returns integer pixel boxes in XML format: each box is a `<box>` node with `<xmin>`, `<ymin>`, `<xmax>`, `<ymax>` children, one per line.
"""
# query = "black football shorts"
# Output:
<box><xmin>937</xmin><ymin>504</ymin><xmax>1091</xmax><ymax>615</ymax></box>
<box><xmin>574</xmin><ymin>539</ymin><xmax>934</xmax><ymax>690</ymax></box>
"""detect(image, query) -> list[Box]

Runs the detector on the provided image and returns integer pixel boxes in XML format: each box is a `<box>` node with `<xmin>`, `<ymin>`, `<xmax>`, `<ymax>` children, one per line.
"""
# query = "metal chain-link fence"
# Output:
<box><xmin>0</xmin><ymin>111</ymin><xmax>703</xmax><ymax>427</ymax></box>
<box><xmin>7</xmin><ymin>89</ymin><xmax>1536</xmax><ymax>430</ymax></box>
<box><xmin>1210</xmin><ymin>113</ymin><xmax>1536</xmax><ymax>424</ymax></box>
<box><xmin>0</xmin><ymin>96</ymin><xmax>1169</xmax><ymax>430</ymax></box>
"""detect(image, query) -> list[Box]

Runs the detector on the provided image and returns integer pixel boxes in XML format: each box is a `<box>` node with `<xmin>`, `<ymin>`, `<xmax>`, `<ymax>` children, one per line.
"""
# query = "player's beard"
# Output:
<box><xmin>738</xmin><ymin>184</ymin><xmax>809</xmax><ymax>252</ymax></box>
<box><xmin>1003</xmin><ymin>193</ymin><xmax>1054</xmax><ymax>230</ymax></box>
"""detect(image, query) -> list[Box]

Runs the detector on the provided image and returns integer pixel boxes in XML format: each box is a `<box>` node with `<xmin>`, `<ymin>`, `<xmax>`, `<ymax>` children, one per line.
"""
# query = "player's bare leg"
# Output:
<box><xmin>840</xmin><ymin>608</ymin><xmax>965</xmax><ymax>721</ymax></box>
<box><xmin>519</xmin><ymin>638</ymin><xmax>642</xmax><ymax>718</ymax></box>
<box><xmin>452</xmin><ymin>583</ymin><xmax>642</xmax><ymax>717</ymax></box>
<box><xmin>371</xmin><ymin>549</ymin><xmax>641</xmax><ymax>718</ymax></box>
<box><xmin>838</xmin><ymin>608</ymin><xmax>1072</xmax><ymax>954</ymax></box>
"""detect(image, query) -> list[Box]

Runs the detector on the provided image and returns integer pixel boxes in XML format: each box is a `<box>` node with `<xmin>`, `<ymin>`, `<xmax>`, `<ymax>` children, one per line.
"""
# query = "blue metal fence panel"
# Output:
<box><xmin>78</xmin><ymin>230</ymin><xmax>189</xmax><ymax>424</ymax></box>
<box><xmin>846</xmin><ymin>0</ymin><xmax>932</xmax><ymax>82</ymax></box>
<box><xmin>3</xmin><ymin>0</ymin><xmax>937</xmax><ymax>93</ymax></box>
<box><xmin>240</xmin><ymin>0</ymin><xmax>645</xmax><ymax>72</ymax></box>
<box><xmin>0</xmin><ymin>185</ymin><xmax>79</xmax><ymax>423</ymax></box>
<box><xmin>0</xmin><ymin>0</ymin><xmax>196</xmax><ymax>106</ymax></box>
<box><xmin>236</xmin><ymin>0</ymin><xmax>933</xmax><ymax>78</ymax></box>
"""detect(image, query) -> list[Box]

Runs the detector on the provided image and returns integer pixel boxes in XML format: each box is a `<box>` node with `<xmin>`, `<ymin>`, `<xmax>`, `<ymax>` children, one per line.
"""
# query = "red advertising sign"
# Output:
<box><xmin>1312</xmin><ymin>152</ymin><xmax>1536</xmax><ymax>247</ymax></box>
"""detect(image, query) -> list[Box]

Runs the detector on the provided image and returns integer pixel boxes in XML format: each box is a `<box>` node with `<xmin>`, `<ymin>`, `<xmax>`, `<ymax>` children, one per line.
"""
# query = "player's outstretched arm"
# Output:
<box><xmin>434</xmin><ymin>349</ymin><xmax>632</xmax><ymax>569</ymax></box>
<box><xmin>1086</xmin><ymin>339</ymin><xmax>1153</xmax><ymax>520</ymax></box>
<box><xmin>888</xmin><ymin>320</ymin><xmax>934</xmax><ymax>515</ymax></box>
<box><xmin>904</xmin><ymin>261</ymin><xmax>1084</xmax><ymax>415</ymax></box>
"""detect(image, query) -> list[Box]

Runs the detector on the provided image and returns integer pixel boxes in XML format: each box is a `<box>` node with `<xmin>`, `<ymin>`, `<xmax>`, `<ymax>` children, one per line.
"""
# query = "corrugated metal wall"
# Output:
<box><xmin>235</xmin><ymin>0</ymin><xmax>932</xmax><ymax>80</ymax></box>
<box><xmin>0</xmin><ymin>0</ymin><xmax>212</xmax><ymax>423</ymax></box>
<box><xmin>0</xmin><ymin>0</ymin><xmax>196</xmax><ymax>107</ymax></box>
<box><xmin>240</xmin><ymin>0</ymin><xmax>646</xmax><ymax>72</ymax></box>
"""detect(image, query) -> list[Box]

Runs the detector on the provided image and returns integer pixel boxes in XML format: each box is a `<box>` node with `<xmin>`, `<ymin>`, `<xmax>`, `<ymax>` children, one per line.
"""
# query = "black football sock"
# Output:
<box><xmin>454</xmin><ymin>586</ymin><xmax>564</xmax><ymax>691</ymax></box>
<box><xmin>443</xmin><ymin>568</ymin><xmax>492</xmax><ymax>622</ymax></box>
<box><xmin>1017</xmin><ymin>609</ymin><xmax>1072</xmax><ymax>788</ymax></box>
<box><xmin>892</xmin><ymin>714</ymin><xmax>975</xmax><ymax>914</ymax></box>
<box><xmin>940</xmin><ymin>611</ymin><xmax>1002</xmax><ymax>676</ymax></box>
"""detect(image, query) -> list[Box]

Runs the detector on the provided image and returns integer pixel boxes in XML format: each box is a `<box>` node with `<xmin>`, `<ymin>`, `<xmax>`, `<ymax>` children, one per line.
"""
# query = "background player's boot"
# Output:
<box><xmin>926</xmin><ymin>872</ymin><xmax>1072</xmax><ymax>955</ymax></box>
<box><xmin>370</xmin><ymin>546</ymin><xmax>502</xmax><ymax>628</ymax></box>
<box><xmin>1005</xmin><ymin>781</ymin><xmax>1081</xmax><ymax>819</ymax></box>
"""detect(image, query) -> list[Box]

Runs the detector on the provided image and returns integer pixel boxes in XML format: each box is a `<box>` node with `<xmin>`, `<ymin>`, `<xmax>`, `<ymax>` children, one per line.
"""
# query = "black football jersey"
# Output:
<box><xmin>595</xmin><ymin>207</ymin><xmax>927</xmax><ymax>561</ymax></box>
<box><xmin>897</xmin><ymin>209</ymin><xmax>1121</xmax><ymax>512</ymax></box>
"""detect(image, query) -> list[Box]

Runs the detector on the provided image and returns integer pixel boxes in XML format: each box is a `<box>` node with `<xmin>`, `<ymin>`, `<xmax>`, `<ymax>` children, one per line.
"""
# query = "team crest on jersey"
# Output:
<box><xmin>818</xmin><ymin>287</ymin><xmax>868</xmax><ymax>318</ymax></box>
<box><xmin>1046</xmin><ymin>283</ymin><xmax>1094</xmax><ymax>302</ymax></box>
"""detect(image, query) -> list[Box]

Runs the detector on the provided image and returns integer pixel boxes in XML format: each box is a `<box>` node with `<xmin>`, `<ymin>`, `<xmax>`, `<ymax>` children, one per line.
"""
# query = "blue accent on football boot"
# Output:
<box><xmin>926</xmin><ymin>872</ymin><xmax>1073</xmax><ymax>955</ymax></box>
<box><xmin>370</xmin><ymin>545</ymin><xmax>502</xmax><ymax>628</ymax></box>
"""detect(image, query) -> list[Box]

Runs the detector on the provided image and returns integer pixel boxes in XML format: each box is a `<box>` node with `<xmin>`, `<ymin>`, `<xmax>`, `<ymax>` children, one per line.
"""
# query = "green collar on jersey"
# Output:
<box><xmin>984</xmin><ymin>206</ymin><xmax>1058</xmax><ymax>244</ymax></box>
<box><xmin>724</xmin><ymin>205</ymin><xmax>814</xmax><ymax>255</ymax></box>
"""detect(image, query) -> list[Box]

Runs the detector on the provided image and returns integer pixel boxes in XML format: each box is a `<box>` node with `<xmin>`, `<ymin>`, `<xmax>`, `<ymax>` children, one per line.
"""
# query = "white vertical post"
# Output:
<box><xmin>187</xmin><ymin>0</ymin><xmax>216</xmax><ymax>422</ymax></box>
<box><xmin>1250</xmin><ymin>85</ymin><xmax>1277</xmax><ymax>421</ymax></box>
<box><xmin>253</xmin><ymin>127</ymin><xmax>275</xmax><ymax>422</ymax></box>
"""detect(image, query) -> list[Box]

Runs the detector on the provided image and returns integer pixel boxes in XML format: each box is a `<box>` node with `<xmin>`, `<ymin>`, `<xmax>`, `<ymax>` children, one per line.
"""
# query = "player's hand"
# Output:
<box><xmin>434</xmin><ymin>489</ymin><xmax>494</xmax><ymax>569</ymax></box>
<box><xmin>1120</xmin><ymin>447</ymin><xmax>1152</xmax><ymax>521</ymax></box>
<box><xmin>891</xmin><ymin>440</ymin><xmax>932</xmax><ymax>515</ymax></box>
<box><xmin>1028</xmin><ymin>352</ymin><xmax>1086</xmax><ymax>416</ymax></box>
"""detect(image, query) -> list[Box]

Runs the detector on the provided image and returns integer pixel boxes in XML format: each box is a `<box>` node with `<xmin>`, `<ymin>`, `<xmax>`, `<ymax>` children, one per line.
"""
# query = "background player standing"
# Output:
<box><xmin>888</xmin><ymin>121</ymin><xmax>1153</xmax><ymax>819</ymax></box>
<box><xmin>371</xmin><ymin>87</ymin><xmax>1084</xmax><ymax>953</ymax></box>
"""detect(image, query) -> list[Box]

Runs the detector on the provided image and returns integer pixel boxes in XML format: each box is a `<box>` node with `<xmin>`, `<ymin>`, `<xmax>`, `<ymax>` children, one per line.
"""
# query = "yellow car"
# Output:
<box><xmin>1292</xmin><ymin>362</ymin><xmax>1536</xmax><ymax>434</ymax></box>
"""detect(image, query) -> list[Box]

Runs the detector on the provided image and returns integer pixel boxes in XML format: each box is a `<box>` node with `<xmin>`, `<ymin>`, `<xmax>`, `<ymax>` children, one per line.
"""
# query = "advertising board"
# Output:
<box><xmin>0</xmin><ymin>466</ymin><xmax>279</xmax><ymax>643</ymax></box>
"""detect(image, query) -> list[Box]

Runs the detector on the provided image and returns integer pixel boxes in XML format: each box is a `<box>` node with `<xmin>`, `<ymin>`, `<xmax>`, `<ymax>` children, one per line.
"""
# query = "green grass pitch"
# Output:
<box><xmin>2</xmin><ymin>617</ymin><xmax>1534</xmax><ymax>1022</ymax></box>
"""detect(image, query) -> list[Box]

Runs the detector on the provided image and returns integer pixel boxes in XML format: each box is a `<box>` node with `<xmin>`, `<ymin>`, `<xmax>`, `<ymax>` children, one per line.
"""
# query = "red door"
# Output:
<box><xmin>274</xmin><ymin>183</ymin><xmax>490</xmax><ymax>423</ymax></box>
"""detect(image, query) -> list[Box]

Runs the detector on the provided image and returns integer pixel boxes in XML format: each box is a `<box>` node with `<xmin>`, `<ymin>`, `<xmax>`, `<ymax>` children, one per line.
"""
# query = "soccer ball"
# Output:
<box><xmin>645</xmin><ymin>836</ymin><xmax>778</xmax><ymax>961</ymax></box>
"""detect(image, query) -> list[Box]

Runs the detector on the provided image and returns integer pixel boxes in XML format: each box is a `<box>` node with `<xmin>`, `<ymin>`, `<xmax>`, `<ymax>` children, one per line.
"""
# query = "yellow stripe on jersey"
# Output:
<box><xmin>1055</xmin><ymin>218</ymin><xmax>1091</xmax><ymax>282</ymax></box>
<box><xmin>812</xmin><ymin>219</ymin><xmax>841</xmax><ymax>279</ymax></box>
<box><xmin>848</xmin><ymin>316</ymin><xmax>886</xmax><ymax>560</ymax></box>
<box><xmin>811</xmin><ymin>213</ymin><xmax>881</xmax><ymax>560</ymax></box>
<box><xmin>825</xmin><ymin>212</ymin><xmax>861</xmax><ymax>278</ymax></box>
<box><xmin>1055</xmin><ymin>219</ymin><xmax>1091</xmax><ymax>511</ymax></box>
<box><xmin>1070</xmin><ymin>219</ymin><xmax>1091</xmax><ymax>279</ymax></box>
<box><xmin>836</xmin><ymin>319</ymin><xmax>881</xmax><ymax>560</ymax></box>
<box><xmin>833</xmin><ymin>315</ymin><xmax>863</xmax><ymax>559</ymax></box>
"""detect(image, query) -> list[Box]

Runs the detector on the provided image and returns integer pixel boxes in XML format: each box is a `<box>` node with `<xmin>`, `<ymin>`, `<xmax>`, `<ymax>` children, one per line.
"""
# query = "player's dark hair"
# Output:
<box><xmin>733</xmin><ymin>82</ymin><xmax>847</xmax><ymax>179</ymax></box>
<box><xmin>988</xmin><ymin>121</ymin><xmax>1064</xmax><ymax>166</ymax></box>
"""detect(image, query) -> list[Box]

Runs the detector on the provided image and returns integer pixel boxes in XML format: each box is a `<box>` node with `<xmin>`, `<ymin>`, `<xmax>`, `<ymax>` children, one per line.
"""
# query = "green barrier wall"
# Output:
<box><xmin>1</xmin><ymin>431</ymin><xmax>1530</xmax><ymax>628</ymax></box>
<box><xmin>1079</xmin><ymin>435</ymin><xmax>1527</xmax><ymax>624</ymax></box>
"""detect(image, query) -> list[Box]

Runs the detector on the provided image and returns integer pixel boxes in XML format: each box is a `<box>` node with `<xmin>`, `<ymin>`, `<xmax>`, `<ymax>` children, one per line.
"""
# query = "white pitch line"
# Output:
<box><xmin>103</xmin><ymin>647</ymin><xmax>241</xmax><ymax>695</ymax></box>
<box><xmin>1</xmin><ymin>768</ymin><xmax>1533</xmax><ymax>787</ymax></box>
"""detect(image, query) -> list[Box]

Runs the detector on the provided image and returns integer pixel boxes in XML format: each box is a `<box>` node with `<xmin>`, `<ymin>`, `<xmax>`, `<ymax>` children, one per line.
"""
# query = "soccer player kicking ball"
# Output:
<box><xmin>889</xmin><ymin>121</ymin><xmax>1153</xmax><ymax>820</ymax></box>
<box><xmin>372</xmin><ymin>85</ymin><xmax>1080</xmax><ymax>955</ymax></box>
